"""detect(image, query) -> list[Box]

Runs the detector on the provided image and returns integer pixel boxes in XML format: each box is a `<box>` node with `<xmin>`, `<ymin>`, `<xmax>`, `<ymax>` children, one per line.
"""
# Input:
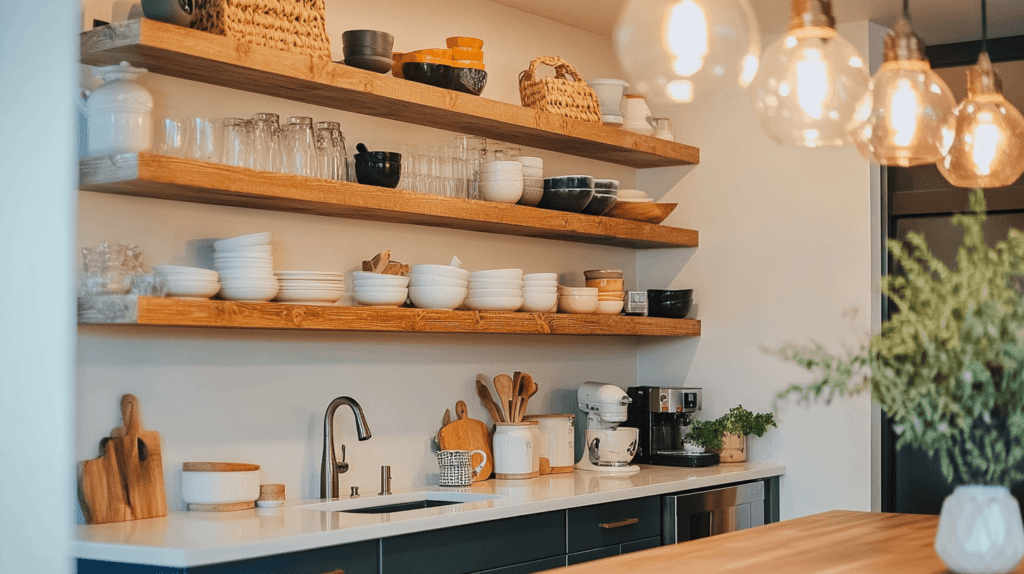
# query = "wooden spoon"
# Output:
<box><xmin>493</xmin><ymin>374</ymin><xmax>514</xmax><ymax>423</ymax></box>
<box><xmin>517</xmin><ymin>374</ymin><xmax>538</xmax><ymax>421</ymax></box>
<box><xmin>476</xmin><ymin>374</ymin><xmax>504</xmax><ymax>423</ymax></box>
<box><xmin>512</xmin><ymin>371</ymin><xmax>523</xmax><ymax>423</ymax></box>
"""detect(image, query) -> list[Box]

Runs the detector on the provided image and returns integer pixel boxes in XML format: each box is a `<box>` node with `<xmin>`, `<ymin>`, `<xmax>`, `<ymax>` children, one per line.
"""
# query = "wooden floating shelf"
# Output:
<box><xmin>79</xmin><ymin>153</ymin><xmax>699</xmax><ymax>249</ymax></box>
<box><xmin>80</xmin><ymin>19</ymin><xmax>699</xmax><ymax>169</ymax></box>
<box><xmin>78</xmin><ymin>296</ymin><xmax>702</xmax><ymax>337</ymax></box>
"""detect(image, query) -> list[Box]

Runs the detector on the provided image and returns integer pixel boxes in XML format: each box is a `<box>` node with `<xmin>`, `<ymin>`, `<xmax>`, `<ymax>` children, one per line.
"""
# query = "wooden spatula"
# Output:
<box><xmin>493</xmin><ymin>374</ymin><xmax>514</xmax><ymax>423</ymax></box>
<box><xmin>475</xmin><ymin>374</ymin><xmax>504</xmax><ymax>423</ymax></box>
<box><xmin>517</xmin><ymin>374</ymin><xmax>539</xmax><ymax>421</ymax></box>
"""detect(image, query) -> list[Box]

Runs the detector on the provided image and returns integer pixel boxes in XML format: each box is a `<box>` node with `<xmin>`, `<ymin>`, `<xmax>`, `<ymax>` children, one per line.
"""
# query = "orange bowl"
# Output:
<box><xmin>451</xmin><ymin>60</ymin><xmax>485</xmax><ymax>70</ymax></box>
<box><xmin>412</xmin><ymin>48</ymin><xmax>453</xmax><ymax>59</ymax></box>
<box><xmin>451</xmin><ymin>47</ymin><xmax>484</xmax><ymax>62</ymax></box>
<box><xmin>447</xmin><ymin>36</ymin><xmax>484</xmax><ymax>49</ymax></box>
<box><xmin>604</xmin><ymin>202</ymin><xmax>677</xmax><ymax>224</ymax></box>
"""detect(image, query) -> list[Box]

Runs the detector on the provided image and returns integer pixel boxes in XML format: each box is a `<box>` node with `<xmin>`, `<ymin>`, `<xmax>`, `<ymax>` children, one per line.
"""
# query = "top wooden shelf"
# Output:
<box><xmin>80</xmin><ymin>20</ymin><xmax>700</xmax><ymax>169</ymax></box>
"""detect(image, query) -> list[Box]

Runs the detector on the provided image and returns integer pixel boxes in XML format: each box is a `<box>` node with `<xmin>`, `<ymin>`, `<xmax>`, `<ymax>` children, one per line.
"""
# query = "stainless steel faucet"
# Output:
<box><xmin>321</xmin><ymin>396</ymin><xmax>372</xmax><ymax>499</ymax></box>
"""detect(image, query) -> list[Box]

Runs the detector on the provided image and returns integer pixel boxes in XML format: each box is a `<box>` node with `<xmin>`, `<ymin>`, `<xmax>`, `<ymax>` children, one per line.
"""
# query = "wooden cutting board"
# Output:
<box><xmin>437</xmin><ymin>401</ymin><xmax>493</xmax><ymax>482</ymax></box>
<box><xmin>79</xmin><ymin>394</ymin><xmax>167</xmax><ymax>524</ymax></box>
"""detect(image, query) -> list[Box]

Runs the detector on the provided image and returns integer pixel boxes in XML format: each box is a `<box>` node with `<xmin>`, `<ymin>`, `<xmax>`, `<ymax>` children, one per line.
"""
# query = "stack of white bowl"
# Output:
<box><xmin>274</xmin><ymin>271</ymin><xmax>344</xmax><ymax>305</ymax></box>
<box><xmin>521</xmin><ymin>272</ymin><xmax>558</xmax><ymax>312</ymax></box>
<box><xmin>408</xmin><ymin>265</ymin><xmax>470</xmax><ymax>310</ymax></box>
<box><xmin>212</xmin><ymin>232</ymin><xmax>279</xmax><ymax>302</ymax></box>
<box><xmin>465</xmin><ymin>269</ymin><xmax>524</xmax><ymax>311</ymax></box>
<box><xmin>352</xmin><ymin>271</ymin><xmax>410</xmax><ymax>306</ymax></box>
<box><xmin>153</xmin><ymin>265</ymin><xmax>221</xmax><ymax>299</ymax></box>
<box><xmin>557</xmin><ymin>286</ymin><xmax>599</xmax><ymax>314</ymax></box>
<box><xmin>518</xmin><ymin>157</ymin><xmax>544</xmax><ymax>207</ymax></box>
<box><xmin>617</xmin><ymin>189</ymin><xmax>653</xmax><ymax>203</ymax></box>
<box><xmin>479</xmin><ymin>161</ymin><xmax>523</xmax><ymax>204</ymax></box>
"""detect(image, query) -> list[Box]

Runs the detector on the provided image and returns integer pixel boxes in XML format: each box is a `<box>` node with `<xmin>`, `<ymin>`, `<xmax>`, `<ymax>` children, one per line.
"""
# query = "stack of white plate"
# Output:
<box><xmin>522</xmin><ymin>272</ymin><xmax>558</xmax><ymax>312</ymax></box>
<box><xmin>617</xmin><ymin>189</ymin><xmax>653</xmax><ymax>203</ymax></box>
<box><xmin>153</xmin><ymin>265</ymin><xmax>221</xmax><ymax>299</ymax></box>
<box><xmin>274</xmin><ymin>271</ymin><xmax>344</xmax><ymax>305</ymax></box>
<box><xmin>465</xmin><ymin>269</ymin><xmax>524</xmax><ymax>311</ymax></box>
<box><xmin>212</xmin><ymin>232</ymin><xmax>278</xmax><ymax>302</ymax></box>
<box><xmin>352</xmin><ymin>271</ymin><xmax>410</xmax><ymax>307</ymax></box>
<box><xmin>408</xmin><ymin>265</ymin><xmax>470</xmax><ymax>310</ymax></box>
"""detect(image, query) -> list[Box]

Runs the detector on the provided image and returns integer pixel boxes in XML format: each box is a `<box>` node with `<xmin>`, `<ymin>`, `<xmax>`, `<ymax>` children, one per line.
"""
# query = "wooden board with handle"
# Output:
<box><xmin>79</xmin><ymin>394</ymin><xmax>167</xmax><ymax>524</ymax></box>
<box><xmin>437</xmin><ymin>401</ymin><xmax>493</xmax><ymax>482</ymax></box>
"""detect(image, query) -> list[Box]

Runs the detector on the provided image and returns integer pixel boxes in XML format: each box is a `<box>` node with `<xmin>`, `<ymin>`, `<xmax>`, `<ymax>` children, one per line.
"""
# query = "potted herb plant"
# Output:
<box><xmin>777</xmin><ymin>191</ymin><xmax>1024</xmax><ymax>574</ymax></box>
<box><xmin>718</xmin><ymin>406</ymin><xmax>777</xmax><ymax>463</ymax></box>
<box><xmin>683</xmin><ymin>418</ymin><xmax>725</xmax><ymax>453</ymax></box>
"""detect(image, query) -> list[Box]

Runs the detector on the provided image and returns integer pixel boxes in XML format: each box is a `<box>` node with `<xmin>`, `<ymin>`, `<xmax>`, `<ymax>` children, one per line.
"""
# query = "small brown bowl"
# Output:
<box><xmin>588</xmin><ymin>278</ymin><xmax>623</xmax><ymax>292</ymax></box>
<box><xmin>584</xmin><ymin>269</ymin><xmax>623</xmax><ymax>281</ymax></box>
<box><xmin>604</xmin><ymin>202</ymin><xmax>677</xmax><ymax>224</ymax></box>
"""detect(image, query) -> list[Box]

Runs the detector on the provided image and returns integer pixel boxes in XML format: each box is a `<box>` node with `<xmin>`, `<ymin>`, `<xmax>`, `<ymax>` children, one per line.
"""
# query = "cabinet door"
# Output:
<box><xmin>78</xmin><ymin>560</ymin><xmax>180</xmax><ymax>574</ymax></box>
<box><xmin>382</xmin><ymin>511</ymin><xmax>565</xmax><ymax>574</ymax></box>
<box><xmin>185</xmin><ymin>540</ymin><xmax>379</xmax><ymax>574</ymax></box>
<box><xmin>567</xmin><ymin>496</ymin><xmax>660</xmax><ymax>553</ymax></box>
<box><xmin>470</xmin><ymin>556</ymin><xmax>567</xmax><ymax>574</ymax></box>
<box><xmin>565</xmin><ymin>535</ymin><xmax>661</xmax><ymax>567</ymax></box>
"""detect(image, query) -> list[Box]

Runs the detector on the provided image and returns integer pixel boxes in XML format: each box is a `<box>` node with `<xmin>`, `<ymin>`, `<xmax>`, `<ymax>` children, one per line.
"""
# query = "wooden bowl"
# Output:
<box><xmin>604</xmin><ymin>202</ymin><xmax>677</xmax><ymax>224</ymax></box>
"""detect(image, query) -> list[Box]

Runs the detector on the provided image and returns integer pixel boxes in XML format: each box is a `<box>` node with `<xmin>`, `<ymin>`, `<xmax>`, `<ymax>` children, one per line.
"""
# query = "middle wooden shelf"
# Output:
<box><xmin>79</xmin><ymin>153</ymin><xmax>699</xmax><ymax>249</ymax></box>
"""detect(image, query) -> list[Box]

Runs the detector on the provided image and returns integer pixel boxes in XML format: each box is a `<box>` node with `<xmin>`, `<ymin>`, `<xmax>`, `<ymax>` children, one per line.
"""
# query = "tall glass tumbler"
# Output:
<box><xmin>221</xmin><ymin>118</ymin><xmax>250</xmax><ymax>167</ymax></box>
<box><xmin>252</xmin><ymin>112</ymin><xmax>281</xmax><ymax>172</ymax></box>
<box><xmin>284</xmin><ymin>116</ymin><xmax>315</xmax><ymax>177</ymax></box>
<box><xmin>314</xmin><ymin>121</ymin><xmax>347</xmax><ymax>181</ymax></box>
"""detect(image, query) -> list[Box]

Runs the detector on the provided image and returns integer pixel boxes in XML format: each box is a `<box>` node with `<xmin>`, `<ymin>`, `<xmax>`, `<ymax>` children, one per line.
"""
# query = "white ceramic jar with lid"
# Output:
<box><xmin>525</xmin><ymin>414</ymin><xmax>576</xmax><ymax>472</ymax></box>
<box><xmin>492</xmin><ymin>423</ymin><xmax>533</xmax><ymax>479</ymax></box>
<box><xmin>526</xmin><ymin>420</ymin><xmax>542</xmax><ymax>477</ymax></box>
<box><xmin>79</xmin><ymin>61</ymin><xmax>154</xmax><ymax>157</ymax></box>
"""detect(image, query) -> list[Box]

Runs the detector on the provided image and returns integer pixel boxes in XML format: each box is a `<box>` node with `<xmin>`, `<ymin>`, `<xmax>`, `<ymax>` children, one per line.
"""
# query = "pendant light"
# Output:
<box><xmin>613</xmin><ymin>0</ymin><xmax>761</xmax><ymax>105</ymax></box>
<box><xmin>751</xmin><ymin>0</ymin><xmax>870</xmax><ymax>147</ymax></box>
<box><xmin>851</xmin><ymin>1</ymin><xmax>957</xmax><ymax>166</ymax></box>
<box><xmin>937</xmin><ymin>0</ymin><xmax>1024</xmax><ymax>188</ymax></box>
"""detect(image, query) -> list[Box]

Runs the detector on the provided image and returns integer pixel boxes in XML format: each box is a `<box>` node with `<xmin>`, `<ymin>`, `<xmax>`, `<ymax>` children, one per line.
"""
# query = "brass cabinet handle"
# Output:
<box><xmin>599</xmin><ymin>518</ymin><xmax>639</xmax><ymax>529</ymax></box>
<box><xmin>321</xmin><ymin>570</ymin><xmax>345</xmax><ymax>574</ymax></box>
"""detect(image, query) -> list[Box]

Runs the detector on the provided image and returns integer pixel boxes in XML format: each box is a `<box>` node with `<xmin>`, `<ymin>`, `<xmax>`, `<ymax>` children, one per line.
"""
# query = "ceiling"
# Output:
<box><xmin>489</xmin><ymin>0</ymin><xmax>1024</xmax><ymax>46</ymax></box>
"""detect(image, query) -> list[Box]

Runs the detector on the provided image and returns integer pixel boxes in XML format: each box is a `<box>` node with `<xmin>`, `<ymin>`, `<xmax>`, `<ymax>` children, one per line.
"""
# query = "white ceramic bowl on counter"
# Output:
<box><xmin>353</xmin><ymin>288</ymin><xmax>408</xmax><ymax>307</ymax></box>
<box><xmin>181</xmin><ymin>462</ymin><xmax>260</xmax><ymax>507</ymax></box>
<box><xmin>595</xmin><ymin>299</ymin><xmax>625</xmax><ymax>315</ymax></box>
<box><xmin>408</xmin><ymin>274</ymin><xmax>469</xmax><ymax>288</ymax></box>
<box><xmin>521</xmin><ymin>291</ymin><xmax>558</xmax><ymax>312</ymax></box>
<box><xmin>480</xmin><ymin>180</ymin><xmax>524</xmax><ymax>204</ymax></box>
<box><xmin>218</xmin><ymin>282</ymin><xmax>279</xmax><ymax>302</ymax></box>
<box><xmin>410</xmin><ymin>265</ymin><xmax>471</xmax><ymax>282</ymax></box>
<box><xmin>558</xmin><ymin>294</ymin><xmax>599</xmax><ymax>314</ymax></box>
<box><xmin>164</xmin><ymin>279</ymin><xmax>222</xmax><ymax>299</ymax></box>
<box><xmin>409</xmin><ymin>286</ymin><xmax>467</xmax><ymax>310</ymax></box>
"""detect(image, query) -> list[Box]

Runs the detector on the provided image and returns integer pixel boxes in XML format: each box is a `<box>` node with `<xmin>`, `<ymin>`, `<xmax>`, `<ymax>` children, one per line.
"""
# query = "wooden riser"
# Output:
<box><xmin>79</xmin><ymin>153</ymin><xmax>699</xmax><ymax>249</ymax></box>
<box><xmin>79</xmin><ymin>19</ymin><xmax>699</xmax><ymax>169</ymax></box>
<box><xmin>77</xmin><ymin>296</ymin><xmax>702</xmax><ymax>337</ymax></box>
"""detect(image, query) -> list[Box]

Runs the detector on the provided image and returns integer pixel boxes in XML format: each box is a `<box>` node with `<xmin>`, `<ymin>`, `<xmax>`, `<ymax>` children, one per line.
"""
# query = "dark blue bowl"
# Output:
<box><xmin>355</xmin><ymin>160</ymin><xmax>401</xmax><ymax>188</ymax></box>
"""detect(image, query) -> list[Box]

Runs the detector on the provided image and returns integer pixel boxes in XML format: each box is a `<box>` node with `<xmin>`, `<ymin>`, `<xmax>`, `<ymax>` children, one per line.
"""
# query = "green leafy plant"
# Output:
<box><xmin>720</xmin><ymin>405</ymin><xmax>778</xmax><ymax>437</ymax></box>
<box><xmin>684</xmin><ymin>418</ymin><xmax>726</xmax><ymax>451</ymax></box>
<box><xmin>777</xmin><ymin>190</ymin><xmax>1024</xmax><ymax>488</ymax></box>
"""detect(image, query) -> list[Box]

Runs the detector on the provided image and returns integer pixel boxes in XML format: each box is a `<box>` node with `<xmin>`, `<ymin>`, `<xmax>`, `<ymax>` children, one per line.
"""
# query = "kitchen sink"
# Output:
<box><xmin>302</xmin><ymin>492</ymin><xmax>502</xmax><ymax>515</ymax></box>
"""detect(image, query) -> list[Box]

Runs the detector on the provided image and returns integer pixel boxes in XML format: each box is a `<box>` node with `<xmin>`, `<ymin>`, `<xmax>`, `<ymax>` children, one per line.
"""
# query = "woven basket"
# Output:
<box><xmin>519</xmin><ymin>56</ymin><xmax>602</xmax><ymax>124</ymax></box>
<box><xmin>190</xmin><ymin>0</ymin><xmax>332</xmax><ymax>60</ymax></box>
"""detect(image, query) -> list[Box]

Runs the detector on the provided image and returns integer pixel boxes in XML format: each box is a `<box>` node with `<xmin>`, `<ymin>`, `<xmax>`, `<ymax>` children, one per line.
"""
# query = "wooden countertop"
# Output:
<box><xmin>556</xmin><ymin>510</ymin><xmax>1024</xmax><ymax>574</ymax></box>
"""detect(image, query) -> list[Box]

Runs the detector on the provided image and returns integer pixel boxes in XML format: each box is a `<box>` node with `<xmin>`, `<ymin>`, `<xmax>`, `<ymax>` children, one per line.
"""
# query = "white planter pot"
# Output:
<box><xmin>935</xmin><ymin>485</ymin><xmax>1024</xmax><ymax>574</ymax></box>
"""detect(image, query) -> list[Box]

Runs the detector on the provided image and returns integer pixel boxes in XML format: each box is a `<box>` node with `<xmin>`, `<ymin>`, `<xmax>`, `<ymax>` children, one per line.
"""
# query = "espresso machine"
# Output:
<box><xmin>626</xmin><ymin>386</ymin><xmax>719</xmax><ymax>467</ymax></box>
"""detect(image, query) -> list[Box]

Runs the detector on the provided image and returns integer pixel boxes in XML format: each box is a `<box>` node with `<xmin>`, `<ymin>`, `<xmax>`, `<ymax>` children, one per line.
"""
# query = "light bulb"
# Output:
<box><xmin>751</xmin><ymin>0</ymin><xmax>870</xmax><ymax>147</ymax></box>
<box><xmin>938</xmin><ymin>52</ymin><xmax>1024</xmax><ymax>188</ymax></box>
<box><xmin>851</xmin><ymin>18</ymin><xmax>957</xmax><ymax>166</ymax></box>
<box><xmin>613</xmin><ymin>0</ymin><xmax>761</xmax><ymax>105</ymax></box>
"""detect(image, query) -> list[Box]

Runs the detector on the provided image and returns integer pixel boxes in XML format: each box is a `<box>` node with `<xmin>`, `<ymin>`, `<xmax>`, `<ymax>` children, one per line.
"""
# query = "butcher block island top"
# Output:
<box><xmin>554</xmin><ymin>510</ymin><xmax>1023</xmax><ymax>574</ymax></box>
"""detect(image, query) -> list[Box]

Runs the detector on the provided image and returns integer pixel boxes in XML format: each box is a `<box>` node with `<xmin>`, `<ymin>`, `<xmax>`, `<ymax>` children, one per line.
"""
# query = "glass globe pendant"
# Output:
<box><xmin>751</xmin><ymin>0</ymin><xmax>870</xmax><ymax>147</ymax></box>
<box><xmin>938</xmin><ymin>52</ymin><xmax>1024</xmax><ymax>188</ymax></box>
<box><xmin>613</xmin><ymin>0</ymin><xmax>761</xmax><ymax>105</ymax></box>
<box><xmin>851</xmin><ymin>16</ymin><xmax>956</xmax><ymax>166</ymax></box>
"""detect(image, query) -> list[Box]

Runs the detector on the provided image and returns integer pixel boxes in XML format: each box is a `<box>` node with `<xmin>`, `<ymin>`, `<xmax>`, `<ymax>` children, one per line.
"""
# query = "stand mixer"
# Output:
<box><xmin>575</xmin><ymin>382</ymin><xmax>640</xmax><ymax>473</ymax></box>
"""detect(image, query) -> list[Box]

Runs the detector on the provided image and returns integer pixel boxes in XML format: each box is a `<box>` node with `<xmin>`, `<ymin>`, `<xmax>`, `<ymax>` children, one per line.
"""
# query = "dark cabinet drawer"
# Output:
<box><xmin>382</xmin><ymin>511</ymin><xmax>565</xmax><ymax>574</ymax></box>
<box><xmin>566</xmin><ymin>535</ymin><xmax>661</xmax><ymax>566</ymax></box>
<box><xmin>567</xmin><ymin>496</ymin><xmax>660</xmax><ymax>553</ymax></box>
<box><xmin>470</xmin><ymin>555</ymin><xmax>567</xmax><ymax>574</ymax></box>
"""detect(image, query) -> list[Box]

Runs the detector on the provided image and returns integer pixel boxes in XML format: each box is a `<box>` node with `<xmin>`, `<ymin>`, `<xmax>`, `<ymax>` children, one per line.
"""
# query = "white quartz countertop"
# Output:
<box><xmin>75</xmin><ymin>462</ymin><xmax>785</xmax><ymax>568</ymax></box>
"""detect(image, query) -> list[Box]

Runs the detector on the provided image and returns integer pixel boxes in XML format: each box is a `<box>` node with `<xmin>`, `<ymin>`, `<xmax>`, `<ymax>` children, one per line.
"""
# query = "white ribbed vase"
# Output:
<box><xmin>935</xmin><ymin>486</ymin><xmax>1024</xmax><ymax>574</ymax></box>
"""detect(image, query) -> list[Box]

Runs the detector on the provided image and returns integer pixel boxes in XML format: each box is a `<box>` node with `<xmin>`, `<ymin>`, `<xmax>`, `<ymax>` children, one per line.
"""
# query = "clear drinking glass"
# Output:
<box><xmin>155</xmin><ymin>117</ymin><xmax>188</xmax><ymax>157</ymax></box>
<box><xmin>284</xmin><ymin>116</ymin><xmax>315</xmax><ymax>177</ymax></box>
<box><xmin>221</xmin><ymin>117</ymin><xmax>251</xmax><ymax>167</ymax></box>
<box><xmin>314</xmin><ymin>121</ymin><xmax>347</xmax><ymax>180</ymax></box>
<box><xmin>252</xmin><ymin>112</ymin><xmax>281</xmax><ymax>172</ymax></box>
<box><xmin>186</xmin><ymin>116</ymin><xmax>217</xmax><ymax>161</ymax></box>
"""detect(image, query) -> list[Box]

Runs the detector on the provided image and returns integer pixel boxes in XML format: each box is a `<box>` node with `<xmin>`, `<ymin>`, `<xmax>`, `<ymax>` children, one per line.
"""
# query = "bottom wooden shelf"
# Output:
<box><xmin>77</xmin><ymin>296</ymin><xmax>702</xmax><ymax>337</ymax></box>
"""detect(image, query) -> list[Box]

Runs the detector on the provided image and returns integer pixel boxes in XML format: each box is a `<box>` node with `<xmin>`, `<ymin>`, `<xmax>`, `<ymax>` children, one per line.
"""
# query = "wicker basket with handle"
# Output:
<box><xmin>190</xmin><ymin>0</ymin><xmax>332</xmax><ymax>60</ymax></box>
<box><xmin>519</xmin><ymin>56</ymin><xmax>602</xmax><ymax>124</ymax></box>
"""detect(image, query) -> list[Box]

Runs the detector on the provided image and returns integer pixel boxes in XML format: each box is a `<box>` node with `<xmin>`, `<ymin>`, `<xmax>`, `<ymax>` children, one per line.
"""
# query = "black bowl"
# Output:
<box><xmin>342</xmin><ymin>30</ymin><xmax>394</xmax><ymax>52</ymax></box>
<box><xmin>448</xmin><ymin>67</ymin><xmax>488</xmax><ymax>96</ymax></box>
<box><xmin>537</xmin><ymin>187</ymin><xmax>595</xmax><ymax>213</ymax></box>
<box><xmin>343</xmin><ymin>44</ymin><xmax>392</xmax><ymax>58</ymax></box>
<box><xmin>545</xmin><ymin>175</ymin><xmax>594</xmax><ymax>190</ymax></box>
<box><xmin>647</xmin><ymin>289</ymin><xmax>694</xmax><ymax>319</ymax></box>
<box><xmin>581</xmin><ymin>193</ymin><xmax>618</xmax><ymax>216</ymax></box>
<box><xmin>342</xmin><ymin>54</ymin><xmax>395</xmax><ymax>74</ymax></box>
<box><xmin>354</xmin><ymin>150</ymin><xmax>402</xmax><ymax>163</ymax></box>
<box><xmin>355</xmin><ymin>160</ymin><xmax>402</xmax><ymax>188</ymax></box>
<box><xmin>594</xmin><ymin>179</ymin><xmax>620</xmax><ymax>194</ymax></box>
<box><xmin>402</xmin><ymin>62</ymin><xmax>456</xmax><ymax>90</ymax></box>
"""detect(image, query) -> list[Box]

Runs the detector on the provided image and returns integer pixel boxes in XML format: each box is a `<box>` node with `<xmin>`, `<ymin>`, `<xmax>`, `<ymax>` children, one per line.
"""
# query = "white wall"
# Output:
<box><xmin>636</xmin><ymin>22</ymin><xmax>881</xmax><ymax>519</ymax></box>
<box><xmin>0</xmin><ymin>0</ymin><xmax>78</xmax><ymax>572</ymax></box>
<box><xmin>75</xmin><ymin>0</ymin><xmax>641</xmax><ymax>507</ymax></box>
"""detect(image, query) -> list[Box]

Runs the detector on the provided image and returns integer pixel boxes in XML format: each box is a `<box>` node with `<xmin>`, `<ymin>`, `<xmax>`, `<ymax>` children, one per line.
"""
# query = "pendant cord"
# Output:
<box><xmin>981</xmin><ymin>0</ymin><xmax>988</xmax><ymax>52</ymax></box>
<box><xmin>903</xmin><ymin>0</ymin><xmax>909</xmax><ymax>19</ymax></box>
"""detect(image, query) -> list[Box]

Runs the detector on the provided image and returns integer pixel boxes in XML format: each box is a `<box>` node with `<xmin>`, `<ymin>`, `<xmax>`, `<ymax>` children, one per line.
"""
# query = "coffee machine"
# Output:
<box><xmin>626</xmin><ymin>386</ymin><xmax>719</xmax><ymax>467</ymax></box>
<box><xmin>575</xmin><ymin>382</ymin><xmax>640</xmax><ymax>473</ymax></box>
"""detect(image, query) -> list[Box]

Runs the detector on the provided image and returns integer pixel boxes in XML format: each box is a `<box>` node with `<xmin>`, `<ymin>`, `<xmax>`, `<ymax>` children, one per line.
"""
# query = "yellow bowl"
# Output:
<box><xmin>447</xmin><ymin>36</ymin><xmax>484</xmax><ymax>49</ymax></box>
<box><xmin>451</xmin><ymin>60</ymin><xmax>485</xmax><ymax>70</ymax></box>
<box><xmin>451</xmin><ymin>47</ymin><xmax>484</xmax><ymax>62</ymax></box>
<box><xmin>413</xmin><ymin>48</ymin><xmax>453</xmax><ymax>60</ymax></box>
